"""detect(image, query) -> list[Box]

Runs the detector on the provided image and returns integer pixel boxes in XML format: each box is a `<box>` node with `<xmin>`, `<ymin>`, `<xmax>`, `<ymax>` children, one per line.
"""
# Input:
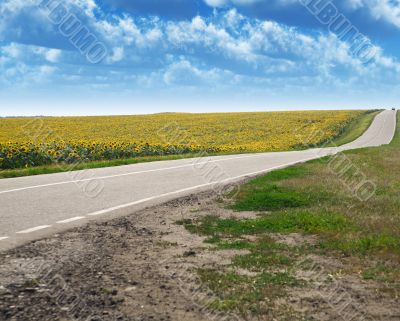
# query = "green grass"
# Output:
<box><xmin>231</xmin><ymin>167</ymin><xmax>330</xmax><ymax>211</ymax></box>
<box><xmin>180</xmin><ymin>211</ymin><xmax>354</xmax><ymax>237</ymax></box>
<box><xmin>232</xmin><ymin>250</ymin><xmax>293</xmax><ymax>270</ymax></box>
<box><xmin>207</xmin><ymin>238</ymin><xmax>255</xmax><ymax>250</ymax></box>
<box><xmin>211</xmin><ymin>236</ymin><xmax>299</xmax><ymax>270</ymax></box>
<box><xmin>361</xmin><ymin>263</ymin><xmax>400</xmax><ymax>282</ymax></box>
<box><xmin>233</xmin><ymin>185</ymin><xmax>311</xmax><ymax>211</ymax></box>
<box><xmin>319</xmin><ymin>233</ymin><xmax>400</xmax><ymax>255</ymax></box>
<box><xmin>199</xmin><ymin>269</ymin><xmax>301</xmax><ymax>316</ymax></box>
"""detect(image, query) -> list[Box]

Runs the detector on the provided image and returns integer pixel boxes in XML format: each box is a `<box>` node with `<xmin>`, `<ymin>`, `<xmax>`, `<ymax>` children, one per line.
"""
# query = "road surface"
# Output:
<box><xmin>0</xmin><ymin>110</ymin><xmax>396</xmax><ymax>251</ymax></box>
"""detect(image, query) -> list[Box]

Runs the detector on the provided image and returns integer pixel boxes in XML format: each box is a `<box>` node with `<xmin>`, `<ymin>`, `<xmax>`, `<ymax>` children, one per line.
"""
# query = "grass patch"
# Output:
<box><xmin>320</xmin><ymin>233</ymin><xmax>400</xmax><ymax>256</ymax></box>
<box><xmin>181</xmin><ymin>211</ymin><xmax>354</xmax><ymax>238</ymax></box>
<box><xmin>233</xmin><ymin>185</ymin><xmax>311</xmax><ymax>211</ymax></box>
<box><xmin>199</xmin><ymin>269</ymin><xmax>301</xmax><ymax>316</ymax></box>
<box><xmin>361</xmin><ymin>263</ymin><xmax>400</xmax><ymax>283</ymax></box>
<box><xmin>209</xmin><ymin>236</ymin><xmax>299</xmax><ymax>270</ymax></box>
<box><xmin>247</xmin><ymin>166</ymin><xmax>309</xmax><ymax>184</ymax></box>
<box><xmin>232</xmin><ymin>252</ymin><xmax>293</xmax><ymax>270</ymax></box>
<box><xmin>209</xmin><ymin>238</ymin><xmax>255</xmax><ymax>250</ymax></box>
<box><xmin>232</xmin><ymin>166</ymin><xmax>332</xmax><ymax>211</ymax></box>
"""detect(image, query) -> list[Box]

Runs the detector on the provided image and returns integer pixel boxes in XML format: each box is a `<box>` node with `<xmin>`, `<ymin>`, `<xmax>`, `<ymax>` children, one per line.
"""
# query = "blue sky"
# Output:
<box><xmin>0</xmin><ymin>0</ymin><xmax>399</xmax><ymax>116</ymax></box>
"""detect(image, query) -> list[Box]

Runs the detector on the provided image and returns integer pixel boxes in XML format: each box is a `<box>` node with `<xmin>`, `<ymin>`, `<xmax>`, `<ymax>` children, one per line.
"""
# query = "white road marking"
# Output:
<box><xmin>1</xmin><ymin>154</ymin><xmax>325</xmax><ymax>240</ymax></box>
<box><xmin>88</xmin><ymin>155</ymin><xmax>319</xmax><ymax>217</ymax></box>
<box><xmin>0</xmin><ymin>237</ymin><xmax>9</xmax><ymax>241</ymax></box>
<box><xmin>0</xmin><ymin>153</ymin><xmax>277</xmax><ymax>195</ymax></box>
<box><xmin>56</xmin><ymin>216</ymin><xmax>85</xmax><ymax>224</ymax></box>
<box><xmin>3</xmin><ymin>153</ymin><xmax>332</xmax><ymax>238</ymax></box>
<box><xmin>16</xmin><ymin>225</ymin><xmax>52</xmax><ymax>234</ymax></box>
<box><xmin>0</xmin><ymin>155</ymin><xmax>322</xmax><ymax>239</ymax></box>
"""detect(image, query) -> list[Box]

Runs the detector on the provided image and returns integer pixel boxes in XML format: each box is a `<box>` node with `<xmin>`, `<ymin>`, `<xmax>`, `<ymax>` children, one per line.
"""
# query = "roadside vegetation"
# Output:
<box><xmin>178</xmin><ymin>111</ymin><xmax>399</xmax><ymax>319</ymax></box>
<box><xmin>329</xmin><ymin>110</ymin><xmax>379</xmax><ymax>146</ymax></box>
<box><xmin>0</xmin><ymin>110</ymin><xmax>376</xmax><ymax>178</ymax></box>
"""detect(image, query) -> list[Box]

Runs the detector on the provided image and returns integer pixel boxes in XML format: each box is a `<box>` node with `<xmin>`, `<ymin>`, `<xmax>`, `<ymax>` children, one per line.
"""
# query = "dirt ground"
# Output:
<box><xmin>0</xmin><ymin>190</ymin><xmax>399</xmax><ymax>321</ymax></box>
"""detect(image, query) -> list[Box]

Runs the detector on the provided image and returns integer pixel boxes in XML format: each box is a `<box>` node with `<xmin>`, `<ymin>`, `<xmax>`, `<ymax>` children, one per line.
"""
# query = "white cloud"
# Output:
<box><xmin>368</xmin><ymin>0</ymin><xmax>400</xmax><ymax>28</ymax></box>
<box><xmin>45</xmin><ymin>49</ymin><xmax>61</xmax><ymax>63</ymax></box>
<box><xmin>0</xmin><ymin>0</ymin><xmax>399</xmax><ymax>96</ymax></box>
<box><xmin>345</xmin><ymin>0</ymin><xmax>400</xmax><ymax>28</ymax></box>
<box><xmin>109</xmin><ymin>47</ymin><xmax>124</xmax><ymax>62</ymax></box>
<box><xmin>1</xmin><ymin>43</ymin><xmax>64</xmax><ymax>64</ymax></box>
<box><xmin>74</xmin><ymin>0</ymin><xmax>97</xmax><ymax>17</ymax></box>
<box><xmin>2</xmin><ymin>43</ymin><xmax>21</xmax><ymax>58</ymax></box>
<box><xmin>39</xmin><ymin>65</ymin><xmax>57</xmax><ymax>75</ymax></box>
<box><xmin>88</xmin><ymin>8</ymin><xmax>400</xmax><ymax>85</ymax></box>
<box><xmin>0</xmin><ymin>0</ymin><xmax>36</xmax><ymax>14</ymax></box>
<box><xmin>203</xmin><ymin>0</ymin><xmax>400</xmax><ymax>29</ymax></box>
<box><xmin>163</xmin><ymin>59</ymin><xmax>229</xmax><ymax>86</ymax></box>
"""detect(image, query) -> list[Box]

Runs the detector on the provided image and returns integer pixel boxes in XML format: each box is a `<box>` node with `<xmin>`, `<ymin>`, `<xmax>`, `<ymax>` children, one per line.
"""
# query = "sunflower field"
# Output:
<box><xmin>0</xmin><ymin>110</ymin><xmax>367</xmax><ymax>169</ymax></box>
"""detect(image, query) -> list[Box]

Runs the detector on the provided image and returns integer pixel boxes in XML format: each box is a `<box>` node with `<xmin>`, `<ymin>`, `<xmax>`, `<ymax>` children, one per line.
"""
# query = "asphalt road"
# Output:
<box><xmin>0</xmin><ymin>110</ymin><xmax>396</xmax><ymax>251</ymax></box>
